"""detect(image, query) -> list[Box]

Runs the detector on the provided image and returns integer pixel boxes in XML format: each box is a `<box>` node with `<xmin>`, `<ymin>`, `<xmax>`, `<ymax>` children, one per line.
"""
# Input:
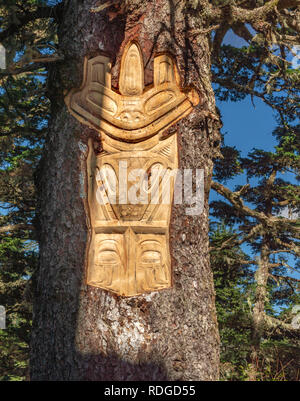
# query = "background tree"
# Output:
<box><xmin>210</xmin><ymin>224</ymin><xmax>254</xmax><ymax>380</ymax></box>
<box><xmin>211</xmin><ymin>123</ymin><xmax>300</xmax><ymax>380</ymax></box>
<box><xmin>209</xmin><ymin>10</ymin><xmax>300</xmax><ymax>378</ymax></box>
<box><xmin>0</xmin><ymin>59</ymin><xmax>48</xmax><ymax>381</ymax></box>
<box><xmin>0</xmin><ymin>0</ymin><xmax>56</xmax><ymax>380</ymax></box>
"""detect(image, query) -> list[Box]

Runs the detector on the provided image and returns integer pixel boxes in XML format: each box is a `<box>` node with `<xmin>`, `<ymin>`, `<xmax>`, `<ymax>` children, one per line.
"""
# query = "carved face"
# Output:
<box><xmin>137</xmin><ymin>239</ymin><xmax>169</xmax><ymax>292</ymax></box>
<box><xmin>66</xmin><ymin>41</ymin><xmax>199</xmax><ymax>296</ymax></box>
<box><xmin>88</xmin><ymin>232</ymin><xmax>170</xmax><ymax>296</ymax></box>
<box><xmin>94</xmin><ymin>239</ymin><xmax>122</xmax><ymax>288</ymax></box>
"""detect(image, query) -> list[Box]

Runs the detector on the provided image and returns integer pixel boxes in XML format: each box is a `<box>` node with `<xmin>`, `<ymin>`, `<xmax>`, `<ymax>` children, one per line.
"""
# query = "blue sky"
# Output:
<box><xmin>217</xmin><ymin>28</ymin><xmax>278</xmax><ymax>156</ymax></box>
<box><xmin>211</xmin><ymin>29</ymin><xmax>279</xmax><ymax>196</ymax></box>
<box><xmin>217</xmin><ymin>96</ymin><xmax>277</xmax><ymax>156</ymax></box>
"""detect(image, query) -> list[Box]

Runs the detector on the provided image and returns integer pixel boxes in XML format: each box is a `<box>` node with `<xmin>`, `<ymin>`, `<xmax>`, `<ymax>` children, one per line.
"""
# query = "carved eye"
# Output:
<box><xmin>96</xmin><ymin>164</ymin><xmax>117</xmax><ymax>195</ymax></box>
<box><xmin>145</xmin><ymin>90</ymin><xmax>174</xmax><ymax>114</ymax></box>
<box><xmin>141</xmin><ymin>251</ymin><xmax>161</xmax><ymax>265</ymax></box>
<box><xmin>88</xmin><ymin>90</ymin><xmax>117</xmax><ymax>114</ymax></box>
<box><xmin>146</xmin><ymin>163</ymin><xmax>164</xmax><ymax>193</ymax></box>
<box><xmin>96</xmin><ymin>250</ymin><xmax>119</xmax><ymax>265</ymax></box>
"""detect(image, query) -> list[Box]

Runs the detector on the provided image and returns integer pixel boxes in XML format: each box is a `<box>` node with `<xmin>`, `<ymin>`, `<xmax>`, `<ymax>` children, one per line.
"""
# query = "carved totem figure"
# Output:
<box><xmin>65</xmin><ymin>42</ymin><xmax>200</xmax><ymax>296</ymax></box>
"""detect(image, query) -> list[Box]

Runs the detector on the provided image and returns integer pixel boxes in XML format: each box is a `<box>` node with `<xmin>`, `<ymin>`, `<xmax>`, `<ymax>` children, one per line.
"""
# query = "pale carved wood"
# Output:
<box><xmin>65</xmin><ymin>42</ymin><xmax>200</xmax><ymax>296</ymax></box>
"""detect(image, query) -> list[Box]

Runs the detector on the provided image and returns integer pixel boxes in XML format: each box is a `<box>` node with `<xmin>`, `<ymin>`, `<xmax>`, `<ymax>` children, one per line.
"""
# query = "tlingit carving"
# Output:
<box><xmin>65</xmin><ymin>41</ymin><xmax>200</xmax><ymax>296</ymax></box>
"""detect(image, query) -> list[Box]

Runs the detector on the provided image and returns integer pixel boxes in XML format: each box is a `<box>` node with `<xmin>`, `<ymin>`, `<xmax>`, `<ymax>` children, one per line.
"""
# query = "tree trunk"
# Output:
<box><xmin>248</xmin><ymin>237</ymin><xmax>270</xmax><ymax>380</ymax></box>
<box><xmin>31</xmin><ymin>0</ymin><xmax>220</xmax><ymax>381</ymax></box>
<box><xmin>252</xmin><ymin>241</ymin><xmax>270</xmax><ymax>347</ymax></box>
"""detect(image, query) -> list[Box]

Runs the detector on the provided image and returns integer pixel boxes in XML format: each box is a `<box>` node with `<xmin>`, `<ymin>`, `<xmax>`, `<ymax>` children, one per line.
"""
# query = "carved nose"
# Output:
<box><xmin>119</xmin><ymin>42</ymin><xmax>144</xmax><ymax>96</ymax></box>
<box><xmin>118</xmin><ymin>110</ymin><xmax>145</xmax><ymax>122</ymax></box>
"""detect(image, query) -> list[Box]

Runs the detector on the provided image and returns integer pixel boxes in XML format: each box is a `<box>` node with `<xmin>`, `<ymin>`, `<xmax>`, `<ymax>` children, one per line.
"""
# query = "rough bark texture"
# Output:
<box><xmin>252</xmin><ymin>240</ymin><xmax>270</xmax><ymax>349</ymax></box>
<box><xmin>31</xmin><ymin>0</ymin><xmax>220</xmax><ymax>381</ymax></box>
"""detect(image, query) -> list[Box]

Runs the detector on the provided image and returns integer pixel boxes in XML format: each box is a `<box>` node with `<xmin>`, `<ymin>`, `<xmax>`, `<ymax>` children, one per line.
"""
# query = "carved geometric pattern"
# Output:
<box><xmin>65</xmin><ymin>41</ymin><xmax>200</xmax><ymax>296</ymax></box>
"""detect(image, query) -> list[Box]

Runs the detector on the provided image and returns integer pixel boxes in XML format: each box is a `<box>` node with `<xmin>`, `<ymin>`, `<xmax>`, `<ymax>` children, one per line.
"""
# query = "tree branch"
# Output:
<box><xmin>0</xmin><ymin>56</ymin><xmax>63</xmax><ymax>79</ymax></box>
<box><xmin>212</xmin><ymin>0</ymin><xmax>300</xmax><ymax>24</ymax></box>
<box><xmin>90</xmin><ymin>1</ymin><xmax>116</xmax><ymax>13</ymax></box>
<box><xmin>270</xmin><ymin>249</ymin><xmax>298</xmax><ymax>255</ymax></box>
<box><xmin>273</xmin><ymin>238</ymin><xmax>300</xmax><ymax>256</ymax></box>
<box><xmin>0</xmin><ymin>4</ymin><xmax>63</xmax><ymax>42</ymax></box>
<box><xmin>264</xmin><ymin>313</ymin><xmax>300</xmax><ymax>335</ymax></box>
<box><xmin>211</xmin><ymin>180</ymin><xmax>267</xmax><ymax>221</ymax></box>
<box><xmin>211</xmin><ymin>181</ymin><xmax>300</xmax><ymax>228</ymax></box>
<box><xmin>210</xmin><ymin>223</ymin><xmax>263</xmax><ymax>252</ymax></box>
<box><xmin>0</xmin><ymin>224</ymin><xmax>34</xmax><ymax>234</ymax></box>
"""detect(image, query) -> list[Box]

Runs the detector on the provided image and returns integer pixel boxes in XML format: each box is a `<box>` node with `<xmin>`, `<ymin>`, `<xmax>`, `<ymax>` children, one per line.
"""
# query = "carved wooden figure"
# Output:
<box><xmin>65</xmin><ymin>42</ymin><xmax>200</xmax><ymax>296</ymax></box>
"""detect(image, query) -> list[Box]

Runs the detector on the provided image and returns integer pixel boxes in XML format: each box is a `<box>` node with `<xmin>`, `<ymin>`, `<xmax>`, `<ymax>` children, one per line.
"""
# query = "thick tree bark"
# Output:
<box><xmin>252</xmin><ymin>240</ymin><xmax>270</xmax><ymax>347</ymax></box>
<box><xmin>248</xmin><ymin>238</ymin><xmax>270</xmax><ymax>381</ymax></box>
<box><xmin>31</xmin><ymin>0</ymin><xmax>220</xmax><ymax>381</ymax></box>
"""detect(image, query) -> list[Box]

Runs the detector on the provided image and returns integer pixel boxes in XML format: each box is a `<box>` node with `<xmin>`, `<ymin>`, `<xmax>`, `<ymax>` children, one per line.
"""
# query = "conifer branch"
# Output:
<box><xmin>0</xmin><ymin>224</ymin><xmax>34</xmax><ymax>234</ymax></box>
<box><xmin>0</xmin><ymin>3</ymin><xmax>63</xmax><ymax>42</ymax></box>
